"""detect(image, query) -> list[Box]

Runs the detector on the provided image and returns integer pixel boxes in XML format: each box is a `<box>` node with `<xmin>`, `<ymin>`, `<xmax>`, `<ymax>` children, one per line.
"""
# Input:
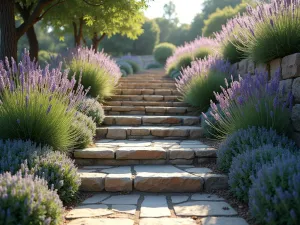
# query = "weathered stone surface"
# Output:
<box><xmin>189</xmin><ymin>128</ymin><xmax>204</xmax><ymax>139</ymax></box>
<box><xmin>107</xmin><ymin>128</ymin><xmax>127</xmax><ymax>139</ymax></box>
<box><xmin>134</xmin><ymin>165</ymin><xmax>203</xmax><ymax>192</ymax></box>
<box><xmin>200</xmin><ymin>217</ymin><xmax>249</xmax><ymax>225</ymax></box>
<box><xmin>143</xmin><ymin>116</ymin><xmax>181</xmax><ymax>125</ymax></box>
<box><xmin>140</xmin><ymin>218</ymin><xmax>197</xmax><ymax>225</ymax></box>
<box><xmin>293</xmin><ymin>77</ymin><xmax>300</xmax><ymax>103</ymax></box>
<box><xmin>255</xmin><ymin>63</ymin><xmax>268</xmax><ymax>74</ymax></box>
<box><xmin>197</xmin><ymin>157</ymin><xmax>217</xmax><ymax>164</ymax></box>
<box><xmin>292</xmin><ymin>104</ymin><xmax>300</xmax><ymax>132</ymax></box>
<box><xmin>116</xmin><ymin>147</ymin><xmax>166</xmax><ymax>159</ymax></box>
<box><xmin>68</xmin><ymin>218</ymin><xmax>134</xmax><ymax>225</ymax></box>
<box><xmin>66</xmin><ymin>205</ymin><xmax>112</xmax><ymax>219</ymax></box>
<box><xmin>238</xmin><ymin>59</ymin><xmax>248</xmax><ymax>75</ymax></box>
<box><xmin>79</xmin><ymin>172</ymin><xmax>106</xmax><ymax>191</ymax></box>
<box><xmin>74</xmin><ymin>148</ymin><xmax>114</xmax><ymax>159</ymax></box>
<box><xmin>130</xmin><ymin>128</ymin><xmax>151</xmax><ymax>136</ymax></box>
<box><xmin>142</xmin><ymin>89</ymin><xmax>154</xmax><ymax>95</ymax></box>
<box><xmin>194</xmin><ymin>147</ymin><xmax>217</xmax><ymax>157</ymax></box>
<box><xmin>185</xmin><ymin>167</ymin><xmax>212</xmax><ymax>174</ymax></box>
<box><xmin>121</xmin><ymin>89</ymin><xmax>142</xmax><ymax>95</ymax></box>
<box><xmin>96</xmin><ymin>128</ymin><xmax>108</xmax><ymax>138</ymax></box>
<box><xmin>144</xmin><ymin>96</ymin><xmax>164</xmax><ymax>101</ymax></box>
<box><xmin>191</xmin><ymin>194</ymin><xmax>224</xmax><ymax>201</ymax></box>
<box><xmin>140</xmin><ymin>196</ymin><xmax>171</xmax><ymax>218</ymax></box>
<box><xmin>167</xmin><ymin>107</ymin><xmax>187</xmax><ymax>114</ymax></box>
<box><xmin>279</xmin><ymin>79</ymin><xmax>293</xmax><ymax>100</ymax></box>
<box><xmin>114</xmin><ymin>116</ymin><xmax>141</xmax><ymax>125</ymax></box>
<box><xmin>145</xmin><ymin>107</ymin><xmax>166</xmax><ymax>113</ymax></box>
<box><xmin>173</xmin><ymin>201</ymin><xmax>237</xmax><ymax>216</ymax></box>
<box><xmin>247</xmin><ymin>60</ymin><xmax>255</xmax><ymax>74</ymax></box>
<box><xmin>282</xmin><ymin>53</ymin><xmax>300</xmax><ymax>79</ymax></box>
<box><xmin>203</xmin><ymin>174</ymin><xmax>229</xmax><ymax>191</ymax></box>
<box><xmin>151</xmin><ymin>128</ymin><xmax>189</xmax><ymax>137</ymax></box>
<box><xmin>112</xmin><ymin>205</ymin><xmax>136</xmax><ymax>215</ymax></box>
<box><xmin>155</xmin><ymin>89</ymin><xmax>172</xmax><ymax>95</ymax></box>
<box><xmin>102</xmin><ymin>195</ymin><xmax>140</xmax><ymax>205</ymax></box>
<box><xmin>171</xmin><ymin>196</ymin><xmax>189</xmax><ymax>204</ymax></box>
<box><xmin>270</xmin><ymin>58</ymin><xmax>281</xmax><ymax>78</ymax></box>
<box><xmin>169</xmin><ymin>148</ymin><xmax>194</xmax><ymax>159</ymax></box>
<box><xmin>183</xmin><ymin>117</ymin><xmax>199</xmax><ymax>125</ymax></box>
<box><xmin>169</xmin><ymin>159</ymin><xmax>193</xmax><ymax>165</ymax></box>
<box><xmin>82</xmin><ymin>193</ymin><xmax>110</xmax><ymax>204</ymax></box>
<box><xmin>105</xmin><ymin>174</ymin><xmax>132</xmax><ymax>192</ymax></box>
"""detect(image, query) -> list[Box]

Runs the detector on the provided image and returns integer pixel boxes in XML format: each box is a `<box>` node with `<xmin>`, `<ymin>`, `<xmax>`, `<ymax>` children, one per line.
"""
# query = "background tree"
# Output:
<box><xmin>168</xmin><ymin>24</ymin><xmax>190</xmax><ymax>46</ymax></box>
<box><xmin>163</xmin><ymin>1</ymin><xmax>179</xmax><ymax>25</ymax></box>
<box><xmin>187</xmin><ymin>13</ymin><xmax>205</xmax><ymax>41</ymax></box>
<box><xmin>155</xmin><ymin>18</ymin><xmax>176</xmax><ymax>43</ymax></box>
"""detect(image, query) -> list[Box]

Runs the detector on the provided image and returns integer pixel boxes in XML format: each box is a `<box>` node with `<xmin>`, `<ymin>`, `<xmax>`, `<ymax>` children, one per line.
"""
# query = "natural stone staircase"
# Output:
<box><xmin>74</xmin><ymin>70</ymin><xmax>227</xmax><ymax>193</ymax></box>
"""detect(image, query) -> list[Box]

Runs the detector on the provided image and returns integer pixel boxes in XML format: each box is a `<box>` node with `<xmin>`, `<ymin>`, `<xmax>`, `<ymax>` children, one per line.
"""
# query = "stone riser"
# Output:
<box><xmin>103</xmin><ymin>116</ymin><xmax>200</xmax><ymax>126</ymax></box>
<box><xmin>114</xmin><ymin>89</ymin><xmax>180</xmax><ymax>96</ymax></box>
<box><xmin>105</xmin><ymin>101</ymin><xmax>189</xmax><ymax>107</ymax></box>
<box><xmin>118</xmin><ymin>84</ymin><xmax>177</xmax><ymax>89</ymax></box>
<box><xmin>109</xmin><ymin>95</ymin><xmax>180</xmax><ymax>102</ymax></box>
<box><xmin>96</xmin><ymin>127</ymin><xmax>203</xmax><ymax>140</ymax></box>
<box><xmin>105</xmin><ymin>111</ymin><xmax>195</xmax><ymax>116</ymax></box>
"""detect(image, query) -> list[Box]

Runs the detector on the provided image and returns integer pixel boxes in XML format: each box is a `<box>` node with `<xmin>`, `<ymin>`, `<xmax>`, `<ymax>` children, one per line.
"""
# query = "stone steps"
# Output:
<box><xmin>74</xmin><ymin>140</ymin><xmax>216</xmax><ymax>166</ymax></box>
<box><xmin>118</xmin><ymin>83</ymin><xmax>176</xmax><ymax>89</ymax></box>
<box><xmin>96</xmin><ymin>126</ymin><xmax>203</xmax><ymax>140</ymax></box>
<box><xmin>103</xmin><ymin>106</ymin><xmax>195</xmax><ymax>116</ymax></box>
<box><xmin>77</xmin><ymin>165</ymin><xmax>227</xmax><ymax>193</ymax></box>
<box><xmin>105</xmin><ymin>101</ymin><xmax>189</xmax><ymax>107</ymax></box>
<box><xmin>114</xmin><ymin>89</ymin><xmax>180</xmax><ymax>96</ymax></box>
<box><xmin>103</xmin><ymin>116</ymin><xmax>200</xmax><ymax>126</ymax></box>
<box><xmin>109</xmin><ymin>95</ymin><xmax>181</xmax><ymax>102</ymax></box>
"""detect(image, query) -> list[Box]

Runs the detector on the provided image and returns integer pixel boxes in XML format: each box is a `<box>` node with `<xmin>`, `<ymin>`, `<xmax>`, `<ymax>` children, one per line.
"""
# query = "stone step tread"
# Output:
<box><xmin>114</xmin><ymin>89</ymin><xmax>180</xmax><ymax>96</ymax></box>
<box><xmin>104</xmin><ymin>101</ymin><xmax>189</xmax><ymax>107</ymax></box>
<box><xmin>109</xmin><ymin>95</ymin><xmax>181</xmax><ymax>102</ymax></box>
<box><xmin>103</xmin><ymin>106</ymin><xmax>193</xmax><ymax>113</ymax></box>
<box><xmin>103</xmin><ymin>115</ymin><xmax>200</xmax><ymax>126</ymax></box>
<box><xmin>77</xmin><ymin>165</ymin><xmax>228</xmax><ymax>193</ymax></box>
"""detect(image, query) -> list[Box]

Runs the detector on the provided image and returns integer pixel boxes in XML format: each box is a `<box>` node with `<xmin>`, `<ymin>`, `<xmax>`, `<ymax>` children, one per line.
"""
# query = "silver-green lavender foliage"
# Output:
<box><xmin>228</xmin><ymin>144</ymin><xmax>294</xmax><ymax>202</ymax></box>
<box><xmin>118</xmin><ymin>61</ymin><xmax>133</xmax><ymax>75</ymax></box>
<box><xmin>33</xmin><ymin>151</ymin><xmax>81</xmax><ymax>204</ymax></box>
<box><xmin>0</xmin><ymin>140</ymin><xmax>51</xmax><ymax>174</ymax></box>
<box><xmin>217</xmin><ymin>126</ymin><xmax>297</xmax><ymax>173</ymax></box>
<box><xmin>249</xmin><ymin>153</ymin><xmax>300</xmax><ymax>225</ymax></box>
<box><xmin>78</xmin><ymin>98</ymin><xmax>105</xmax><ymax>126</ymax></box>
<box><xmin>0</xmin><ymin>171</ymin><xmax>63</xmax><ymax>225</ymax></box>
<box><xmin>72</xmin><ymin>112</ymin><xmax>96</xmax><ymax>148</ymax></box>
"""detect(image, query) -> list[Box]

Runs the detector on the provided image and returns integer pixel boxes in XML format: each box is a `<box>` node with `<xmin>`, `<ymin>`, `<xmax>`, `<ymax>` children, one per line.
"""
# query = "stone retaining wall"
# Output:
<box><xmin>232</xmin><ymin>53</ymin><xmax>300</xmax><ymax>147</ymax></box>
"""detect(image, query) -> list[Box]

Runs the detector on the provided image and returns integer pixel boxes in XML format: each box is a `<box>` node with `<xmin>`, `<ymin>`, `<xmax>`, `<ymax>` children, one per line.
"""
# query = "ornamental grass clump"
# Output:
<box><xmin>0</xmin><ymin>171</ymin><xmax>63</xmax><ymax>225</ymax></box>
<box><xmin>233</xmin><ymin>0</ymin><xmax>300</xmax><ymax>63</ymax></box>
<box><xmin>217</xmin><ymin>126</ymin><xmax>297</xmax><ymax>173</ymax></box>
<box><xmin>229</xmin><ymin>144</ymin><xmax>295</xmax><ymax>202</ymax></box>
<box><xmin>176</xmin><ymin>56</ymin><xmax>232</xmax><ymax>111</ymax></box>
<box><xmin>34</xmin><ymin>151</ymin><xmax>81</xmax><ymax>204</ymax></box>
<box><xmin>249</xmin><ymin>153</ymin><xmax>300</xmax><ymax>225</ymax></box>
<box><xmin>0</xmin><ymin>51</ymin><xmax>88</xmax><ymax>151</ymax></box>
<box><xmin>204</xmin><ymin>69</ymin><xmax>292</xmax><ymax>138</ymax></box>
<box><xmin>78</xmin><ymin>98</ymin><xmax>105</xmax><ymax>126</ymax></box>
<box><xmin>153</xmin><ymin>42</ymin><xmax>176</xmax><ymax>65</ymax></box>
<box><xmin>0</xmin><ymin>140</ymin><xmax>51</xmax><ymax>174</ymax></box>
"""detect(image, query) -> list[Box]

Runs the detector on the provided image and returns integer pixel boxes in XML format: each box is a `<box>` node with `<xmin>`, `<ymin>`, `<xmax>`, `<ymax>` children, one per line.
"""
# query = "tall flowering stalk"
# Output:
<box><xmin>204</xmin><ymin>69</ymin><xmax>293</xmax><ymax>138</ymax></box>
<box><xmin>232</xmin><ymin>0</ymin><xmax>300</xmax><ymax>63</ymax></box>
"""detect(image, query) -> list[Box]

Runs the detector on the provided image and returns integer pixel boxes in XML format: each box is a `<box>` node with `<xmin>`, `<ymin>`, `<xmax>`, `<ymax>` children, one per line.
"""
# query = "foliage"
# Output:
<box><xmin>204</xmin><ymin>70</ymin><xmax>292</xmax><ymax>139</ymax></box>
<box><xmin>121</xmin><ymin>69</ymin><xmax>127</xmax><ymax>77</ymax></box>
<box><xmin>188</xmin><ymin>13</ymin><xmax>205</xmax><ymax>41</ymax></box>
<box><xmin>217</xmin><ymin>126</ymin><xmax>297</xmax><ymax>173</ymax></box>
<box><xmin>233</xmin><ymin>0</ymin><xmax>300</xmax><ymax>63</ymax></box>
<box><xmin>118</xmin><ymin>61</ymin><xmax>134</xmax><ymax>75</ymax></box>
<box><xmin>175</xmin><ymin>54</ymin><xmax>193</xmax><ymax>71</ymax></box>
<box><xmin>123</xmin><ymin>60</ymin><xmax>141</xmax><ymax>73</ymax></box>
<box><xmin>34</xmin><ymin>151</ymin><xmax>81</xmax><ymax>204</ymax></box>
<box><xmin>249</xmin><ymin>153</ymin><xmax>300</xmax><ymax>225</ymax></box>
<box><xmin>146</xmin><ymin>62</ymin><xmax>163</xmax><ymax>69</ymax></box>
<box><xmin>229</xmin><ymin>145</ymin><xmax>293</xmax><ymax>202</ymax></box>
<box><xmin>38</xmin><ymin>50</ymin><xmax>58</xmax><ymax>67</ymax></box>
<box><xmin>0</xmin><ymin>51</ymin><xmax>88</xmax><ymax>150</ymax></box>
<box><xmin>155</xmin><ymin>18</ymin><xmax>177</xmax><ymax>42</ymax></box>
<box><xmin>170</xmin><ymin>69</ymin><xmax>181</xmax><ymax>79</ymax></box>
<box><xmin>194</xmin><ymin>48</ymin><xmax>214</xmax><ymax>60</ymax></box>
<box><xmin>132</xmin><ymin>19</ymin><xmax>160</xmax><ymax>55</ymax></box>
<box><xmin>78</xmin><ymin>98</ymin><xmax>105</xmax><ymax>126</ymax></box>
<box><xmin>178</xmin><ymin>57</ymin><xmax>231</xmax><ymax>110</ymax></box>
<box><xmin>201</xmin><ymin>106</ymin><xmax>224</xmax><ymax>138</ymax></box>
<box><xmin>71</xmin><ymin>112</ymin><xmax>96</xmax><ymax>148</ymax></box>
<box><xmin>0</xmin><ymin>171</ymin><xmax>63</xmax><ymax>225</ymax></box>
<box><xmin>0</xmin><ymin>140</ymin><xmax>51</xmax><ymax>174</ymax></box>
<box><xmin>153</xmin><ymin>42</ymin><xmax>176</xmax><ymax>65</ymax></box>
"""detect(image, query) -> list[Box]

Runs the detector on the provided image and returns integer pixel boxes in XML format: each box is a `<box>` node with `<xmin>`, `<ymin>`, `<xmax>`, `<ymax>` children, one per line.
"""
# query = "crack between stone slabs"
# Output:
<box><xmin>166</xmin><ymin>195</ymin><xmax>177</xmax><ymax>218</ymax></box>
<box><xmin>133</xmin><ymin>195</ymin><xmax>144</xmax><ymax>225</ymax></box>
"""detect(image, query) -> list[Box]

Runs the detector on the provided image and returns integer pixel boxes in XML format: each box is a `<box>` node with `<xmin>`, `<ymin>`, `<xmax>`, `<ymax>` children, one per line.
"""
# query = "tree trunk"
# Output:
<box><xmin>26</xmin><ymin>25</ymin><xmax>39</xmax><ymax>61</ymax></box>
<box><xmin>73</xmin><ymin>17</ymin><xmax>84</xmax><ymax>47</ymax></box>
<box><xmin>92</xmin><ymin>33</ymin><xmax>106</xmax><ymax>52</ymax></box>
<box><xmin>0</xmin><ymin>0</ymin><xmax>17</xmax><ymax>60</ymax></box>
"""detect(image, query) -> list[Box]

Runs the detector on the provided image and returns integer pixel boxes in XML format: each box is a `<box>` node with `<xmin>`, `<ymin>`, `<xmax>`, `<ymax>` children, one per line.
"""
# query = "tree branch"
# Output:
<box><xmin>97</xmin><ymin>33</ymin><xmax>106</xmax><ymax>42</ymax></box>
<box><xmin>37</xmin><ymin>0</ymin><xmax>65</xmax><ymax>22</ymax></box>
<box><xmin>82</xmin><ymin>0</ymin><xmax>105</xmax><ymax>6</ymax></box>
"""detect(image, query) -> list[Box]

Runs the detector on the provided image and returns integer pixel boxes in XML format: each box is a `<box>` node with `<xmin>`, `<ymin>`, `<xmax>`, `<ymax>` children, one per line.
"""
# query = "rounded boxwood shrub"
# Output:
<box><xmin>170</xmin><ymin>69</ymin><xmax>181</xmax><ymax>79</ymax></box>
<box><xmin>34</xmin><ymin>151</ymin><xmax>81</xmax><ymax>204</ymax></box>
<box><xmin>229</xmin><ymin>144</ymin><xmax>293</xmax><ymax>202</ymax></box>
<box><xmin>0</xmin><ymin>171</ymin><xmax>64</xmax><ymax>225</ymax></box>
<box><xmin>121</xmin><ymin>69</ymin><xmax>127</xmax><ymax>77</ymax></box>
<box><xmin>153</xmin><ymin>42</ymin><xmax>176</xmax><ymax>65</ymax></box>
<box><xmin>0</xmin><ymin>140</ymin><xmax>51</xmax><ymax>174</ymax></box>
<box><xmin>72</xmin><ymin>112</ymin><xmax>96</xmax><ymax>148</ymax></box>
<box><xmin>249</xmin><ymin>153</ymin><xmax>300</xmax><ymax>225</ymax></box>
<box><xmin>78</xmin><ymin>98</ymin><xmax>105</xmax><ymax>126</ymax></box>
<box><xmin>217</xmin><ymin>126</ymin><xmax>297</xmax><ymax>173</ymax></box>
<box><xmin>118</xmin><ymin>61</ymin><xmax>133</xmax><ymax>75</ymax></box>
<box><xmin>124</xmin><ymin>60</ymin><xmax>141</xmax><ymax>73</ymax></box>
<box><xmin>176</xmin><ymin>54</ymin><xmax>193</xmax><ymax>70</ymax></box>
<box><xmin>194</xmin><ymin>48</ymin><xmax>213</xmax><ymax>60</ymax></box>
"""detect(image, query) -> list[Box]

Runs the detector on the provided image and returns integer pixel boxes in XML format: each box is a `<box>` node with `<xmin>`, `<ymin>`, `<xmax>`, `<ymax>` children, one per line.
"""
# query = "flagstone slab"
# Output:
<box><xmin>140</xmin><ymin>218</ymin><xmax>197</xmax><ymax>225</ymax></box>
<box><xmin>173</xmin><ymin>201</ymin><xmax>238</xmax><ymax>216</ymax></box>
<box><xmin>171</xmin><ymin>196</ymin><xmax>189</xmax><ymax>204</ymax></box>
<box><xmin>68</xmin><ymin>218</ymin><xmax>134</xmax><ymax>225</ymax></box>
<box><xmin>74</xmin><ymin>148</ymin><xmax>115</xmax><ymax>159</ymax></box>
<box><xmin>105</xmin><ymin>173</ymin><xmax>133</xmax><ymax>192</ymax></box>
<box><xmin>66</xmin><ymin>205</ymin><xmax>112</xmax><ymax>219</ymax></box>
<box><xmin>79</xmin><ymin>172</ymin><xmax>106</xmax><ymax>191</ymax></box>
<box><xmin>140</xmin><ymin>196</ymin><xmax>171</xmax><ymax>218</ymax></box>
<box><xmin>116</xmin><ymin>147</ymin><xmax>166</xmax><ymax>159</ymax></box>
<box><xmin>112</xmin><ymin>205</ymin><xmax>136</xmax><ymax>215</ymax></box>
<box><xmin>169</xmin><ymin>148</ymin><xmax>194</xmax><ymax>159</ymax></box>
<box><xmin>102</xmin><ymin>194</ymin><xmax>140</xmax><ymax>205</ymax></box>
<box><xmin>200</xmin><ymin>217</ymin><xmax>249</xmax><ymax>225</ymax></box>
<box><xmin>203</xmin><ymin>174</ymin><xmax>229</xmax><ymax>191</ymax></box>
<box><xmin>185</xmin><ymin>168</ymin><xmax>212</xmax><ymax>174</ymax></box>
<box><xmin>190</xmin><ymin>194</ymin><xmax>224</xmax><ymax>201</ymax></box>
<box><xmin>82</xmin><ymin>194</ymin><xmax>110</xmax><ymax>205</ymax></box>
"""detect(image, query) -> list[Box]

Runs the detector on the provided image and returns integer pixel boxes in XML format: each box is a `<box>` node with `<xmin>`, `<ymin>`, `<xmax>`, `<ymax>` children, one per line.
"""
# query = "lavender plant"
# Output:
<box><xmin>153</xmin><ymin>42</ymin><xmax>176</xmax><ymax>65</ymax></box>
<box><xmin>78</xmin><ymin>98</ymin><xmax>105</xmax><ymax>126</ymax></box>
<box><xmin>0</xmin><ymin>51</ymin><xmax>88</xmax><ymax>150</ymax></box>
<box><xmin>217</xmin><ymin>126</ymin><xmax>297</xmax><ymax>173</ymax></box>
<box><xmin>249</xmin><ymin>153</ymin><xmax>300</xmax><ymax>225</ymax></box>
<box><xmin>123</xmin><ymin>60</ymin><xmax>141</xmax><ymax>73</ymax></box>
<box><xmin>121</xmin><ymin>69</ymin><xmax>128</xmax><ymax>77</ymax></box>
<box><xmin>233</xmin><ymin>0</ymin><xmax>300</xmax><ymax>63</ymax></box>
<box><xmin>204</xmin><ymin>69</ymin><xmax>292</xmax><ymax>139</ymax></box>
<box><xmin>118</xmin><ymin>61</ymin><xmax>134</xmax><ymax>75</ymax></box>
<box><xmin>176</xmin><ymin>56</ymin><xmax>232</xmax><ymax>110</ymax></box>
<box><xmin>229</xmin><ymin>144</ymin><xmax>295</xmax><ymax>202</ymax></box>
<box><xmin>33</xmin><ymin>151</ymin><xmax>81</xmax><ymax>204</ymax></box>
<box><xmin>0</xmin><ymin>171</ymin><xmax>63</xmax><ymax>225</ymax></box>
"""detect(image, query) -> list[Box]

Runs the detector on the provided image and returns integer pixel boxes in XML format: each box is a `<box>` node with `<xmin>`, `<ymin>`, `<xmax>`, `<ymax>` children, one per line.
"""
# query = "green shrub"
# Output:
<box><xmin>34</xmin><ymin>151</ymin><xmax>81</xmax><ymax>204</ymax></box>
<box><xmin>249</xmin><ymin>153</ymin><xmax>300</xmax><ymax>225</ymax></box>
<box><xmin>229</xmin><ymin>145</ymin><xmax>292</xmax><ymax>202</ymax></box>
<box><xmin>194</xmin><ymin>48</ymin><xmax>213</xmax><ymax>60</ymax></box>
<box><xmin>72</xmin><ymin>112</ymin><xmax>96</xmax><ymax>148</ymax></box>
<box><xmin>118</xmin><ymin>61</ymin><xmax>134</xmax><ymax>75</ymax></box>
<box><xmin>0</xmin><ymin>140</ymin><xmax>51</xmax><ymax>174</ymax></box>
<box><xmin>121</xmin><ymin>69</ymin><xmax>127</xmax><ymax>77</ymax></box>
<box><xmin>201</xmin><ymin>106</ymin><xmax>224</xmax><ymax>138</ymax></box>
<box><xmin>124</xmin><ymin>60</ymin><xmax>141</xmax><ymax>73</ymax></box>
<box><xmin>69</xmin><ymin>60</ymin><xmax>115</xmax><ymax>100</ymax></box>
<box><xmin>221</xmin><ymin>39</ymin><xmax>244</xmax><ymax>64</ymax></box>
<box><xmin>0</xmin><ymin>171</ymin><xmax>64</xmax><ymax>225</ymax></box>
<box><xmin>38</xmin><ymin>50</ymin><xmax>57</xmax><ymax>66</ymax></box>
<box><xmin>176</xmin><ymin>54</ymin><xmax>193</xmax><ymax>70</ymax></box>
<box><xmin>170</xmin><ymin>69</ymin><xmax>181</xmax><ymax>79</ymax></box>
<box><xmin>146</xmin><ymin>62</ymin><xmax>163</xmax><ymax>69</ymax></box>
<box><xmin>217</xmin><ymin>127</ymin><xmax>297</xmax><ymax>173</ymax></box>
<box><xmin>78</xmin><ymin>98</ymin><xmax>105</xmax><ymax>126</ymax></box>
<box><xmin>153</xmin><ymin>42</ymin><xmax>176</xmax><ymax>65</ymax></box>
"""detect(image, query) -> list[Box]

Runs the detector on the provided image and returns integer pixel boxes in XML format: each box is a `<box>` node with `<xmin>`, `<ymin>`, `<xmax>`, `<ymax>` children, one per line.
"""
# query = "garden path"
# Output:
<box><xmin>68</xmin><ymin>69</ymin><xmax>249</xmax><ymax>225</ymax></box>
